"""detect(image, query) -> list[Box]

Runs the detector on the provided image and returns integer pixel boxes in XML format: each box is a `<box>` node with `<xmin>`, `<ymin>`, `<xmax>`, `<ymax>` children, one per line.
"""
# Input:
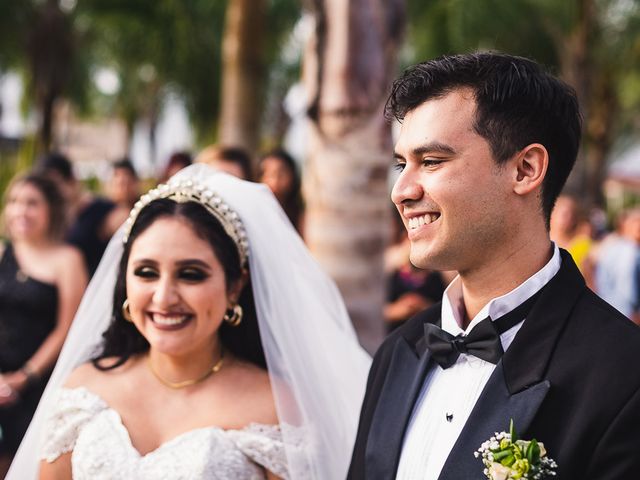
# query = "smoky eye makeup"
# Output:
<box><xmin>132</xmin><ymin>265</ymin><xmax>158</xmax><ymax>278</ymax></box>
<box><xmin>179</xmin><ymin>267</ymin><xmax>210</xmax><ymax>282</ymax></box>
<box><xmin>129</xmin><ymin>259</ymin><xmax>212</xmax><ymax>281</ymax></box>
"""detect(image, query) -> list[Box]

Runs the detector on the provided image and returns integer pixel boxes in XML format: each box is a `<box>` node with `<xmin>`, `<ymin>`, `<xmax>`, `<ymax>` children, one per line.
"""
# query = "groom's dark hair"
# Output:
<box><xmin>385</xmin><ymin>51</ymin><xmax>582</xmax><ymax>228</ymax></box>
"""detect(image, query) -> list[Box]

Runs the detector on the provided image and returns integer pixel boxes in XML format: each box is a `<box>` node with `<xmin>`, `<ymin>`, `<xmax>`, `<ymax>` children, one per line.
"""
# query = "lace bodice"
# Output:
<box><xmin>41</xmin><ymin>387</ymin><xmax>290</xmax><ymax>479</ymax></box>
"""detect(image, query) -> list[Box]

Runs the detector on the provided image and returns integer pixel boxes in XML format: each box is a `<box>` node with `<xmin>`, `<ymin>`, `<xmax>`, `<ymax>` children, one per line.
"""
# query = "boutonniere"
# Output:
<box><xmin>475</xmin><ymin>420</ymin><xmax>557</xmax><ymax>480</ymax></box>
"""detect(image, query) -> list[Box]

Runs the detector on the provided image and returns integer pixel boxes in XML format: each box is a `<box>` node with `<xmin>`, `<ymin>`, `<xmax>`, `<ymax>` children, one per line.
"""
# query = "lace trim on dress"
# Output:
<box><xmin>229</xmin><ymin>423</ymin><xmax>292</xmax><ymax>479</ymax></box>
<box><xmin>39</xmin><ymin>387</ymin><xmax>298</xmax><ymax>479</ymax></box>
<box><xmin>40</xmin><ymin>387</ymin><xmax>108</xmax><ymax>462</ymax></box>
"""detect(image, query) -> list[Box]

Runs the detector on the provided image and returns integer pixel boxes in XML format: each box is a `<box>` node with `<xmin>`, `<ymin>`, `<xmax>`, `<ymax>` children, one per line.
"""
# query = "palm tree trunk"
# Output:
<box><xmin>585</xmin><ymin>72</ymin><xmax>618</xmax><ymax>207</ymax></box>
<box><xmin>303</xmin><ymin>0</ymin><xmax>405</xmax><ymax>352</ymax></box>
<box><xmin>28</xmin><ymin>0</ymin><xmax>73</xmax><ymax>154</ymax></box>
<box><xmin>218</xmin><ymin>0</ymin><xmax>267</xmax><ymax>154</ymax></box>
<box><xmin>559</xmin><ymin>0</ymin><xmax>595</xmax><ymax>202</ymax></box>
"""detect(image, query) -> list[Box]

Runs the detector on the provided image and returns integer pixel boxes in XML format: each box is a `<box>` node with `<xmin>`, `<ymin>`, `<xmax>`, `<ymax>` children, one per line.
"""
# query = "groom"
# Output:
<box><xmin>348</xmin><ymin>52</ymin><xmax>640</xmax><ymax>479</ymax></box>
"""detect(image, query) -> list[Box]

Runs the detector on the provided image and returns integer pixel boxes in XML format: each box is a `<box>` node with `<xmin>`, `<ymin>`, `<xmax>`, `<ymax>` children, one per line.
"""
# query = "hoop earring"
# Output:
<box><xmin>223</xmin><ymin>304</ymin><xmax>243</xmax><ymax>327</ymax></box>
<box><xmin>122</xmin><ymin>299</ymin><xmax>133</xmax><ymax>322</ymax></box>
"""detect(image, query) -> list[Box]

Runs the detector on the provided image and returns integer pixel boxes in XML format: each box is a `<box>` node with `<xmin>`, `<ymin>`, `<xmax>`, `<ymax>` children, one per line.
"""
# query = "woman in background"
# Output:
<box><xmin>0</xmin><ymin>173</ymin><xmax>86</xmax><ymax>477</ymax></box>
<box><xmin>259</xmin><ymin>149</ymin><xmax>304</xmax><ymax>233</ymax></box>
<box><xmin>550</xmin><ymin>194</ymin><xmax>593</xmax><ymax>276</ymax></box>
<box><xmin>159</xmin><ymin>151</ymin><xmax>192</xmax><ymax>184</ymax></box>
<box><xmin>196</xmin><ymin>145</ymin><xmax>253</xmax><ymax>180</ymax></box>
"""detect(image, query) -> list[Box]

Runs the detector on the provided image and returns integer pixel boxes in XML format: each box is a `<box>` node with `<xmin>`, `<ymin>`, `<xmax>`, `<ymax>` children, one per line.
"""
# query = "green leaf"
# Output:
<box><xmin>526</xmin><ymin>439</ymin><xmax>541</xmax><ymax>464</ymax></box>
<box><xmin>510</xmin><ymin>418</ymin><xmax>518</xmax><ymax>442</ymax></box>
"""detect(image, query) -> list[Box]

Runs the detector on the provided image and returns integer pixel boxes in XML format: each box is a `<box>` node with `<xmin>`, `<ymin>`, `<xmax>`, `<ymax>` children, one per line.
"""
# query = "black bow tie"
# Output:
<box><xmin>424</xmin><ymin>290</ymin><xmax>541</xmax><ymax>369</ymax></box>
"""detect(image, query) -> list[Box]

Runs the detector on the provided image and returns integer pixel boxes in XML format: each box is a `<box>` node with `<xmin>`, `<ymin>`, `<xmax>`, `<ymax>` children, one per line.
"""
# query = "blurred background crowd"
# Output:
<box><xmin>1</xmin><ymin>0</ymin><xmax>640</xmax><ymax>474</ymax></box>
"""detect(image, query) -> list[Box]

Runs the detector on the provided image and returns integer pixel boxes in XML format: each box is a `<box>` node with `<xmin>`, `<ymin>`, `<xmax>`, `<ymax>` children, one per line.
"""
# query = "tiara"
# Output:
<box><xmin>122</xmin><ymin>179</ymin><xmax>249</xmax><ymax>266</ymax></box>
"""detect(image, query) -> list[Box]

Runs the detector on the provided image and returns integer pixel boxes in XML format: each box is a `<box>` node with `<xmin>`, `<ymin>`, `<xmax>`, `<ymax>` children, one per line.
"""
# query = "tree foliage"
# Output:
<box><xmin>0</xmin><ymin>0</ymin><xmax>300</xmax><ymax>152</ymax></box>
<box><xmin>405</xmin><ymin>0</ymin><xmax>640</xmax><ymax>204</ymax></box>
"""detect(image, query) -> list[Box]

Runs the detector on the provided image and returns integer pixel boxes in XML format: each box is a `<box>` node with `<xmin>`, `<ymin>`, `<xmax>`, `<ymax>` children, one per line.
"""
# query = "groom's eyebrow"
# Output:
<box><xmin>393</xmin><ymin>141</ymin><xmax>457</xmax><ymax>161</ymax></box>
<box><xmin>411</xmin><ymin>142</ymin><xmax>457</xmax><ymax>157</ymax></box>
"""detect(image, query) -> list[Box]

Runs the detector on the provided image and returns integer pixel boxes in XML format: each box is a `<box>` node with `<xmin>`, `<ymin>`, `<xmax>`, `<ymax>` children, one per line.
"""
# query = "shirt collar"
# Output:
<box><xmin>441</xmin><ymin>244</ymin><xmax>561</xmax><ymax>336</ymax></box>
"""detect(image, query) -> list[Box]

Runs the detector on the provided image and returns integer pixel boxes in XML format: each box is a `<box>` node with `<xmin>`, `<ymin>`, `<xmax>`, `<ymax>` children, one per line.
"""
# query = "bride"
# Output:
<box><xmin>7</xmin><ymin>164</ymin><xmax>371</xmax><ymax>479</ymax></box>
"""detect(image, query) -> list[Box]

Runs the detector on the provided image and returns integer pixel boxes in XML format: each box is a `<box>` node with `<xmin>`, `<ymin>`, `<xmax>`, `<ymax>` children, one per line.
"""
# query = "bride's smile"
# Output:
<box><xmin>125</xmin><ymin>216</ymin><xmax>241</xmax><ymax>358</ymax></box>
<box><xmin>147</xmin><ymin>312</ymin><xmax>192</xmax><ymax>329</ymax></box>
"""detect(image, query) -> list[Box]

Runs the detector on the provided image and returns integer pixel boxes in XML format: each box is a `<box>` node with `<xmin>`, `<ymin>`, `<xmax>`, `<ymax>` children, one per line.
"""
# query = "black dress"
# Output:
<box><xmin>0</xmin><ymin>243</ymin><xmax>57</xmax><ymax>454</ymax></box>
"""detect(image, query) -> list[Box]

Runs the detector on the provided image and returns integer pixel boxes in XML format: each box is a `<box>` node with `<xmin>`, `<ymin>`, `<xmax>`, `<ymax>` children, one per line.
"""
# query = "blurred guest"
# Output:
<box><xmin>159</xmin><ymin>151</ymin><xmax>192</xmax><ymax>184</ymax></box>
<box><xmin>384</xmin><ymin>237</ymin><xmax>451</xmax><ymax>333</ymax></box>
<box><xmin>106</xmin><ymin>158</ymin><xmax>140</xmax><ymax>210</ymax></box>
<box><xmin>100</xmin><ymin>159</ymin><xmax>141</xmax><ymax>250</ymax></box>
<box><xmin>384</xmin><ymin>209</ymin><xmax>412</xmax><ymax>274</ymax></box>
<box><xmin>383</xmin><ymin>213</ymin><xmax>452</xmax><ymax>332</ymax></box>
<box><xmin>550</xmin><ymin>194</ymin><xmax>593</xmax><ymax>276</ymax></box>
<box><xmin>589</xmin><ymin>206</ymin><xmax>609</xmax><ymax>241</ymax></box>
<box><xmin>37</xmin><ymin>153</ymin><xmax>120</xmax><ymax>276</ymax></box>
<box><xmin>258</xmin><ymin>148</ymin><xmax>304</xmax><ymax>232</ymax></box>
<box><xmin>594</xmin><ymin>208</ymin><xmax>640</xmax><ymax>323</ymax></box>
<box><xmin>0</xmin><ymin>173</ymin><xmax>87</xmax><ymax>477</ymax></box>
<box><xmin>195</xmin><ymin>145</ymin><xmax>253</xmax><ymax>180</ymax></box>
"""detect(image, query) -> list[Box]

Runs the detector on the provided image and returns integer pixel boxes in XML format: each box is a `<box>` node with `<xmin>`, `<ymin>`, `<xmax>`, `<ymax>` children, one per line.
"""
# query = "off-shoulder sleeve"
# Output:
<box><xmin>228</xmin><ymin>423</ymin><xmax>296</xmax><ymax>479</ymax></box>
<box><xmin>40</xmin><ymin>387</ymin><xmax>108</xmax><ymax>463</ymax></box>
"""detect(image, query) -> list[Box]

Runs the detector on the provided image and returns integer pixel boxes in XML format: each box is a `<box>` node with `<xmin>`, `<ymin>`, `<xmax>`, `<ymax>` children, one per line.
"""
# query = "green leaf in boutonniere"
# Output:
<box><xmin>475</xmin><ymin>419</ymin><xmax>557</xmax><ymax>479</ymax></box>
<box><xmin>509</xmin><ymin>418</ymin><xmax>517</xmax><ymax>442</ymax></box>
<box><xmin>526</xmin><ymin>439</ymin><xmax>540</xmax><ymax>464</ymax></box>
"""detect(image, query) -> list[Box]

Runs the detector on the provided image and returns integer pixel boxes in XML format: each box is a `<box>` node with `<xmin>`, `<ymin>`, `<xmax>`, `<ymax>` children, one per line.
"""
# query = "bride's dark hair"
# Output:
<box><xmin>92</xmin><ymin>198</ymin><xmax>266</xmax><ymax>370</ymax></box>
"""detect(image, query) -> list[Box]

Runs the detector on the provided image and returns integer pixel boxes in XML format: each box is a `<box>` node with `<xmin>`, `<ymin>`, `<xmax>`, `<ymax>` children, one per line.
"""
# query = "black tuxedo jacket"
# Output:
<box><xmin>348</xmin><ymin>250</ymin><xmax>640</xmax><ymax>479</ymax></box>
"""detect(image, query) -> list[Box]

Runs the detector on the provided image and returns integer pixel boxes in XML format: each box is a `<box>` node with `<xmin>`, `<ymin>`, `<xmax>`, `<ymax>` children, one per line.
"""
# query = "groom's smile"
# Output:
<box><xmin>404</xmin><ymin>211</ymin><xmax>441</xmax><ymax>241</ymax></box>
<box><xmin>406</xmin><ymin>212</ymin><xmax>440</xmax><ymax>230</ymax></box>
<box><xmin>391</xmin><ymin>88</ymin><xmax>512</xmax><ymax>275</ymax></box>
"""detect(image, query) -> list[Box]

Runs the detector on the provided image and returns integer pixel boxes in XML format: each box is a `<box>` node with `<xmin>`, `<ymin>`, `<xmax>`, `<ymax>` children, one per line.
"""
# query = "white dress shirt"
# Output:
<box><xmin>395</xmin><ymin>245</ymin><xmax>561</xmax><ymax>480</ymax></box>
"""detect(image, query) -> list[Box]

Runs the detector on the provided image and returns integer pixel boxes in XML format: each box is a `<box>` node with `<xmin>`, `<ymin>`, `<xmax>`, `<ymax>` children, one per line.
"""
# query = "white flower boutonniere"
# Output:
<box><xmin>475</xmin><ymin>420</ymin><xmax>557</xmax><ymax>480</ymax></box>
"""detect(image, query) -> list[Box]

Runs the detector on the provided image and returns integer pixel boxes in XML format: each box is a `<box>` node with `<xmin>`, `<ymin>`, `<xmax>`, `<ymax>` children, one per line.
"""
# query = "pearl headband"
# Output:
<box><xmin>122</xmin><ymin>179</ymin><xmax>249</xmax><ymax>266</ymax></box>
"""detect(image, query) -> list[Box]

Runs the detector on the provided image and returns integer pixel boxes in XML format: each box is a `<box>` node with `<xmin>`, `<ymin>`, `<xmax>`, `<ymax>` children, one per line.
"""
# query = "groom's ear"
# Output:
<box><xmin>511</xmin><ymin>143</ymin><xmax>548</xmax><ymax>197</ymax></box>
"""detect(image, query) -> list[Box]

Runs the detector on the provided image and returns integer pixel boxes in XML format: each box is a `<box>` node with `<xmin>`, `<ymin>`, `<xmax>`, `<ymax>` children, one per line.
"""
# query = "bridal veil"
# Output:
<box><xmin>7</xmin><ymin>164</ymin><xmax>371</xmax><ymax>479</ymax></box>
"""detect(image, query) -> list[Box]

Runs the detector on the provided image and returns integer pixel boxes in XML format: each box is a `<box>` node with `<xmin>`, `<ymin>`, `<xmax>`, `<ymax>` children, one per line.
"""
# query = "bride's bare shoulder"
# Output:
<box><xmin>228</xmin><ymin>360</ymin><xmax>279</xmax><ymax>424</ymax></box>
<box><xmin>64</xmin><ymin>357</ymin><xmax>138</xmax><ymax>391</ymax></box>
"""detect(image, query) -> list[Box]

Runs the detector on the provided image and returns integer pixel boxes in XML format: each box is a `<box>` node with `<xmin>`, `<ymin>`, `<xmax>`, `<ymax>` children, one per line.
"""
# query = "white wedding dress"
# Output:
<box><xmin>8</xmin><ymin>167</ymin><xmax>371</xmax><ymax>480</ymax></box>
<box><xmin>40</xmin><ymin>387</ymin><xmax>292</xmax><ymax>480</ymax></box>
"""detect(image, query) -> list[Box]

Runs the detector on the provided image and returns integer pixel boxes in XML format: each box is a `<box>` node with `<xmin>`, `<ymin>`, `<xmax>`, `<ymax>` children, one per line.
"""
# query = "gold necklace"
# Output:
<box><xmin>147</xmin><ymin>349</ymin><xmax>224</xmax><ymax>389</ymax></box>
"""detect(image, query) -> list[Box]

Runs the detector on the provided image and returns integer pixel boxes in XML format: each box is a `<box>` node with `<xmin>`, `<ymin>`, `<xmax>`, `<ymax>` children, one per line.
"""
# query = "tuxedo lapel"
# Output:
<box><xmin>501</xmin><ymin>250</ymin><xmax>586</xmax><ymax>393</ymax></box>
<box><xmin>364</xmin><ymin>308</ymin><xmax>440</xmax><ymax>480</ymax></box>
<box><xmin>438</xmin><ymin>363</ymin><xmax>551</xmax><ymax>479</ymax></box>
